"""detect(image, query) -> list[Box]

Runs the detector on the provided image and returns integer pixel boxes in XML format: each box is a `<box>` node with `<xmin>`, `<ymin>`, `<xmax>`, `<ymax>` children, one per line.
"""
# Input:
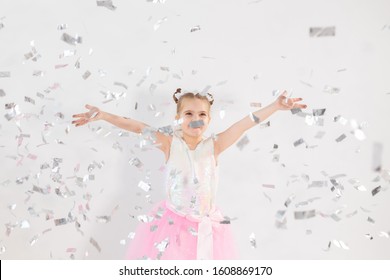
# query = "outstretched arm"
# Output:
<box><xmin>214</xmin><ymin>91</ymin><xmax>307</xmax><ymax>156</ymax></box>
<box><xmin>72</xmin><ymin>104</ymin><xmax>171</xmax><ymax>155</ymax></box>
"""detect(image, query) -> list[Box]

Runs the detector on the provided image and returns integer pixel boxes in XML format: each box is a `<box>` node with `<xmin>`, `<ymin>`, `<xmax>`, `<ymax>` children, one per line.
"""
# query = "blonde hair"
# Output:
<box><xmin>173</xmin><ymin>88</ymin><xmax>214</xmax><ymax>114</ymax></box>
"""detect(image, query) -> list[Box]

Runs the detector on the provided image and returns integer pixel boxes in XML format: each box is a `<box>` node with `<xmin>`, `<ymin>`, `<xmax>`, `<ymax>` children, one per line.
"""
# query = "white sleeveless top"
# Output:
<box><xmin>165</xmin><ymin>131</ymin><xmax>218</xmax><ymax>218</ymax></box>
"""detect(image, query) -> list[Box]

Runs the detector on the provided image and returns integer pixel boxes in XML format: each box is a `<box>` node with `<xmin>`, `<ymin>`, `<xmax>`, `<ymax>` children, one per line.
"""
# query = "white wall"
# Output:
<box><xmin>0</xmin><ymin>0</ymin><xmax>389</xmax><ymax>259</ymax></box>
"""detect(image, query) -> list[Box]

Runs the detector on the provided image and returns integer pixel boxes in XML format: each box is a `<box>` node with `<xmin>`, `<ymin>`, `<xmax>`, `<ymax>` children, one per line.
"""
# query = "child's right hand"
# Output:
<box><xmin>72</xmin><ymin>104</ymin><xmax>103</xmax><ymax>127</ymax></box>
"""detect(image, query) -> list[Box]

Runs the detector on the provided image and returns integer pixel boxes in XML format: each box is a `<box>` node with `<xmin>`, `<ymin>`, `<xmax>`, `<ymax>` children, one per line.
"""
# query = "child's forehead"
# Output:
<box><xmin>181</xmin><ymin>98</ymin><xmax>209</xmax><ymax>110</ymax></box>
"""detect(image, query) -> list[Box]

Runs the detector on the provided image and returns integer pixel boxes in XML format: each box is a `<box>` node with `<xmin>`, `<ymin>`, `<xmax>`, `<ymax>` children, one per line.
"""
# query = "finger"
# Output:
<box><xmin>85</xmin><ymin>104</ymin><xmax>93</xmax><ymax>110</ymax></box>
<box><xmin>72</xmin><ymin>113</ymin><xmax>86</xmax><ymax>118</ymax></box>
<box><xmin>294</xmin><ymin>103</ymin><xmax>307</xmax><ymax>109</ymax></box>
<box><xmin>290</xmin><ymin>97</ymin><xmax>303</xmax><ymax>102</ymax></box>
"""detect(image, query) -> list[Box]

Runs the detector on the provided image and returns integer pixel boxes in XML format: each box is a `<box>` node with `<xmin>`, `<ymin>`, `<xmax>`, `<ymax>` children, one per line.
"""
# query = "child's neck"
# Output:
<box><xmin>182</xmin><ymin>133</ymin><xmax>203</xmax><ymax>150</ymax></box>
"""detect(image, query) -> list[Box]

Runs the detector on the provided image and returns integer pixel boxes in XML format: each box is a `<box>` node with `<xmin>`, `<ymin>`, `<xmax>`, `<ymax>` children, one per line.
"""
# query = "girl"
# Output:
<box><xmin>72</xmin><ymin>88</ymin><xmax>307</xmax><ymax>260</ymax></box>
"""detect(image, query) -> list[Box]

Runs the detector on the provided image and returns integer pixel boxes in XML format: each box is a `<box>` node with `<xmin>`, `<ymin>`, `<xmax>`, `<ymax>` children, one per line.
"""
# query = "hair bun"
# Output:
<box><xmin>173</xmin><ymin>88</ymin><xmax>182</xmax><ymax>104</ymax></box>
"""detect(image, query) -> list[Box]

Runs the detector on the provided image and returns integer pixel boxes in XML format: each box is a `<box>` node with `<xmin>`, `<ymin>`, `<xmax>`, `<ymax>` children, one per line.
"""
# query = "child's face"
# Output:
<box><xmin>176</xmin><ymin>98</ymin><xmax>211</xmax><ymax>138</ymax></box>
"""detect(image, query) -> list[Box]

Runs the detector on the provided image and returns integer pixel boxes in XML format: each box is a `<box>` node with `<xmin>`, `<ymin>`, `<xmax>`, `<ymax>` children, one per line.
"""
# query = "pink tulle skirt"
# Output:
<box><xmin>126</xmin><ymin>201</ymin><xmax>237</xmax><ymax>260</ymax></box>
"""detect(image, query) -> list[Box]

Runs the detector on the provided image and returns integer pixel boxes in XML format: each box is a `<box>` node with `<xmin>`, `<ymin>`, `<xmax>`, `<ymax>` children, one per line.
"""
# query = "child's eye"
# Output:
<box><xmin>200</xmin><ymin>113</ymin><xmax>207</xmax><ymax>117</ymax></box>
<box><xmin>185</xmin><ymin>112</ymin><xmax>192</xmax><ymax>116</ymax></box>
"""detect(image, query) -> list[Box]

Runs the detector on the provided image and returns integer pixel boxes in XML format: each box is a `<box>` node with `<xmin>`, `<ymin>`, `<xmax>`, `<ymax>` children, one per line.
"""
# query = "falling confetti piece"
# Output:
<box><xmin>190</xmin><ymin>25</ymin><xmax>201</xmax><ymax>32</ymax></box>
<box><xmin>332</xmin><ymin>240</ymin><xmax>349</xmax><ymax>250</ymax></box>
<box><xmin>293</xmin><ymin>138</ymin><xmax>305</xmax><ymax>147</ymax></box>
<box><xmin>61</xmin><ymin>33</ymin><xmax>82</xmax><ymax>45</ymax></box>
<box><xmin>0</xmin><ymin>71</ymin><xmax>11</xmax><ymax>78</ymax></box>
<box><xmin>82</xmin><ymin>70</ymin><xmax>91</xmax><ymax>80</ymax></box>
<box><xmin>236</xmin><ymin>135</ymin><xmax>249</xmax><ymax>150</ymax></box>
<box><xmin>90</xmin><ymin>237</ymin><xmax>101</xmax><ymax>252</ymax></box>
<box><xmin>371</xmin><ymin>186</ymin><xmax>381</xmax><ymax>196</ymax></box>
<box><xmin>294</xmin><ymin>210</ymin><xmax>316</xmax><ymax>219</ymax></box>
<box><xmin>249</xmin><ymin>112</ymin><xmax>260</xmax><ymax>124</ymax></box>
<box><xmin>310</xmin><ymin>26</ymin><xmax>336</xmax><ymax>37</ymax></box>
<box><xmin>154</xmin><ymin>17</ymin><xmax>168</xmax><ymax>31</ymax></box>
<box><xmin>323</xmin><ymin>85</ymin><xmax>340</xmax><ymax>94</ymax></box>
<box><xmin>365</xmin><ymin>234</ymin><xmax>374</xmax><ymax>240</ymax></box>
<box><xmin>96</xmin><ymin>0</ymin><xmax>117</xmax><ymax>10</ymax></box>
<box><xmin>372</xmin><ymin>142</ymin><xmax>383</xmax><ymax>172</ymax></box>
<box><xmin>57</xmin><ymin>23</ymin><xmax>67</xmax><ymax>30</ymax></box>
<box><xmin>138</xmin><ymin>180</ymin><xmax>151</xmax><ymax>192</ymax></box>
<box><xmin>249</xmin><ymin>233</ymin><xmax>256</xmax><ymax>248</ymax></box>
<box><xmin>155</xmin><ymin>238</ymin><xmax>169</xmax><ymax>252</ymax></box>
<box><xmin>335</xmin><ymin>134</ymin><xmax>346</xmax><ymax>142</ymax></box>
<box><xmin>0</xmin><ymin>89</ymin><xmax>6</xmax><ymax>97</ymax></box>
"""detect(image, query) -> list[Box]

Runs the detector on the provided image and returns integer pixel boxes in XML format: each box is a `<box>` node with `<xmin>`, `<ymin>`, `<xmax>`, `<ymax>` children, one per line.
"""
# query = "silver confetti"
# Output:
<box><xmin>138</xmin><ymin>180</ymin><xmax>151</xmax><ymax>192</ymax></box>
<box><xmin>249</xmin><ymin>232</ymin><xmax>256</xmax><ymax>249</ymax></box>
<box><xmin>89</xmin><ymin>237</ymin><xmax>101</xmax><ymax>252</ymax></box>
<box><xmin>57</xmin><ymin>23</ymin><xmax>67</xmax><ymax>30</ymax></box>
<box><xmin>0</xmin><ymin>89</ymin><xmax>5</xmax><ymax>97</ymax></box>
<box><xmin>24</xmin><ymin>96</ymin><xmax>35</xmax><ymax>104</ymax></box>
<box><xmin>332</xmin><ymin>240</ymin><xmax>349</xmax><ymax>250</ymax></box>
<box><xmin>20</xmin><ymin>220</ymin><xmax>31</xmax><ymax>229</ymax></box>
<box><xmin>150</xmin><ymin>225</ymin><xmax>158</xmax><ymax>232</ymax></box>
<box><xmin>32</xmin><ymin>70</ymin><xmax>45</xmax><ymax>77</ymax></box>
<box><xmin>294</xmin><ymin>210</ymin><xmax>316</xmax><ymax>219</ymax></box>
<box><xmin>312</xmin><ymin>108</ymin><xmax>326</xmax><ymax>116</ymax></box>
<box><xmin>382</xmin><ymin>169</ymin><xmax>390</xmax><ymax>182</ymax></box>
<box><xmin>82</xmin><ymin>70</ymin><xmax>91</xmax><ymax>80</ymax></box>
<box><xmin>129</xmin><ymin>157</ymin><xmax>143</xmax><ymax>168</ymax></box>
<box><xmin>154</xmin><ymin>17</ymin><xmax>168</xmax><ymax>31</ymax></box>
<box><xmin>249</xmin><ymin>112</ymin><xmax>260</xmax><ymax>124</ymax></box>
<box><xmin>29</xmin><ymin>235</ymin><xmax>39</xmax><ymax>246</ymax></box>
<box><xmin>315</xmin><ymin>131</ymin><xmax>326</xmax><ymax>139</ymax></box>
<box><xmin>346</xmin><ymin>210</ymin><xmax>358</xmax><ymax>218</ymax></box>
<box><xmin>367</xmin><ymin>217</ymin><xmax>375</xmax><ymax>224</ymax></box>
<box><xmin>250</xmin><ymin>102</ymin><xmax>262</xmax><ymax>107</ymax></box>
<box><xmin>155</xmin><ymin>237</ymin><xmax>169</xmax><ymax>252</ymax></box>
<box><xmin>188</xmin><ymin>227</ymin><xmax>197</xmax><ymax>236</ymax></box>
<box><xmin>310</xmin><ymin>26</ymin><xmax>336</xmax><ymax>37</ymax></box>
<box><xmin>284</xmin><ymin>195</ymin><xmax>295</xmax><ymax>207</ymax></box>
<box><xmin>114</xmin><ymin>81</ymin><xmax>128</xmax><ymax>89</ymax></box>
<box><xmin>372</xmin><ymin>142</ymin><xmax>383</xmax><ymax>172</ymax></box>
<box><xmin>259</xmin><ymin>121</ymin><xmax>270</xmax><ymax>128</ymax></box>
<box><xmin>263</xmin><ymin>192</ymin><xmax>272</xmax><ymax>202</ymax></box>
<box><xmin>96</xmin><ymin>0</ymin><xmax>117</xmax><ymax>10</ymax></box>
<box><xmin>323</xmin><ymin>85</ymin><xmax>340</xmax><ymax>94</ymax></box>
<box><xmin>371</xmin><ymin>186</ymin><xmax>381</xmax><ymax>196</ymax></box>
<box><xmin>54</xmin><ymin>218</ymin><xmax>68</xmax><ymax>226</ymax></box>
<box><xmin>190</xmin><ymin>25</ymin><xmax>201</xmax><ymax>32</ymax></box>
<box><xmin>293</xmin><ymin>138</ymin><xmax>305</xmax><ymax>147</ymax></box>
<box><xmin>335</xmin><ymin>134</ymin><xmax>346</xmax><ymax>142</ymax></box>
<box><xmin>59</xmin><ymin>49</ymin><xmax>76</xmax><ymax>58</ymax></box>
<box><xmin>61</xmin><ymin>33</ymin><xmax>82</xmax><ymax>45</ymax></box>
<box><xmin>138</xmin><ymin>215</ymin><xmax>154</xmax><ymax>223</ymax></box>
<box><xmin>378</xmin><ymin>232</ymin><xmax>389</xmax><ymax>238</ymax></box>
<box><xmin>0</xmin><ymin>245</ymin><xmax>6</xmax><ymax>254</ymax></box>
<box><xmin>0</xmin><ymin>71</ymin><xmax>11</xmax><ymax>78</ymax></box>
<box><xmin>158</xmin><ymin>125</ymin><xmax>173</xmax><ymax>136</ymax></box>
<box><xmin>365</xmin><ymin>234</ymin><xmax>374</xmax><ymax>240</ymax></box>
<box><xmin>262</xmin><ymin>184</ymin><xmax>275</xmax><ymax>189</ymax></box>
<box><xmin>96</xmin><ymin>216</ymin><xmax>111</xmax><ymax>223</ymax></box>
<box><xmin>189</xmin><ymin>120</ymin><xmax>204</xmax><ymax>128</ymax></box>
<box><xmin>236</xmin><ymin>135</ymin><xmax>249</xmax><ymax>150</ymax></box>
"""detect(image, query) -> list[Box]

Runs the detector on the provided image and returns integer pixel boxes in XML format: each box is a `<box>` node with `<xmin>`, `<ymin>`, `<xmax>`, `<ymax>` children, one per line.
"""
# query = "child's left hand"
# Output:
<box><xmin>273</xmin><ymin>90</ymin><xmax>307</xmax><ymax>110</ymax></box>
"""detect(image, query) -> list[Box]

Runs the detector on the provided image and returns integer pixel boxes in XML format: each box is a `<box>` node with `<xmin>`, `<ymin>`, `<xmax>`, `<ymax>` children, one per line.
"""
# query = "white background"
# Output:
<box><xmin>0</xmin><ymin>0</ymin><xmax>389</xmax><ymax>260</ymax></box>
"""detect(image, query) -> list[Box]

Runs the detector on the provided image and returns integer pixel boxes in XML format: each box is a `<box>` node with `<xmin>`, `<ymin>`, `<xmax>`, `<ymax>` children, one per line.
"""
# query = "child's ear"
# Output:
<box><xmin>175</xmin><ymin>114</ymin><xmax>179</xmax><ymax>120</ymax></box>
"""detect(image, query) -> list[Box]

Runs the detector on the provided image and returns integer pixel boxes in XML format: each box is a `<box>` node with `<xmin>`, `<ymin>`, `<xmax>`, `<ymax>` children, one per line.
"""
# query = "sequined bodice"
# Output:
<box><xmin>165</xmin><ymin>132</ymin><xmax>218</xmax><ymax>218</ymax></box>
